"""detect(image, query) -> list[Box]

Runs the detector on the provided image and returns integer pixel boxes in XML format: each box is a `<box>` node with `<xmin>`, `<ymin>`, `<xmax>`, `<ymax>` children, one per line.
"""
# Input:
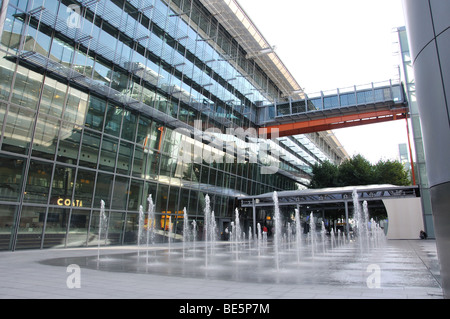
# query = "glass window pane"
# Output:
<box><xmin>144</xmin><ymin>151</ymin><xmax>159</xmax><ymax>181</ymax></box>
<box><xmin>23</xmin><ymin>160</ymin><xmax>53</xmax><ymax>204</ymax></box>
<box><xmin>128</xmin><ymin>179</ymin><xmax>144</xmax><ymax>211</ymax></box>
<box><xmin>124</xmin><ymin>212</ymin><xmax>139</xmax><ymax>244</ymax></box>
<box><xmin>67</xmin><ymin>209</ymin><xmax>90</xmax><ymax>248</ymax></box>
<box><xmin>79</xmin><ymin>130</ymin><xmax>100</xmax><ymax>169</ymax></box>
<box><xmin>0</xmin><ymin>53</ymin><xmax>15</xmax><ymax>101</ymax></box>
<box><xmin>93</xmin><ymin>59</ymin><xmax>112</xmax><ymax>86</ymax></box>
<box><xmin>156</xmin><ymin>183</ymin><xmax>169</xmax><ymax>214</ymax></box>
<box><xmin>0</xmin><ymin>101</ymin><xmax>6</xmax><ymax>133</ymax></box>
<box><xmin>121</xmin><ymin>110</ymin><xmax>137</xmax><ymax>142</ymax></box>
<box><xmin>63</xmin><ymin>87</ymin><xmax>89</xmax><ymax>126</ymax></box>
<box><xmin>50</xmin><ymin>37</ymin><xmax>74</xmax><ymax>65</ymax></box>
<box><xmin>136</xmin><ymin>116</ymin><xmax>150</xmax><ymax>144</ymax></box>
<box><xmin>32</xmin><ymin>114</ymin><xmax>60</xmax><ymax>160</ymax></box>
<box><xmin>111</xmin><ymin>176</ymin><xmax>129</xmax><ymax>210</ymax></box>
<box><xmin>50</xmin><ymin>165</ymin><xmax>76</xmax><ymax>205</ymax></box>
<box><xmin>2</xmin><ymin>104</ymin><xmax>36</xmax><ymax>155</ymax></box>
<box><xmin>0</xmin><ymin>154</ymin><xmax>25</xmax><ymax>202</ymax></box>
<box><xmin>89</xmin><ymin>209</ymin><xmax>106</xmax><ymax>247</ymax></box>
<box><xmin>57</xmin><ymin>123</ymin><xmax>82</xmax><ymax>164</ymax></box>
<box><xmin>0</xmin><ymin>205</ymin><xmax>18</xmax><ymax>250</ymax></box>
<box><xmin>74</xmin><ymin>169</ymin><xmax>96</xmax><ymax>208</ymax></box>
<box><xmin>15</xmin><ymin>206</ymin><xmax>45</xmax><ymax>250</ymax></box>
<box><xmin>10</xmin><ymin>66</ymin><xmax>43</xmax><ymax>110</ymax></box>
<box><xmin>99</xmin><ymin>136</ymin><xmax>118</xmax><ymax>172</ymax></box>
<box><xmin>85</xmin><ymin>95</ymin><xmax>105</xmax><ymax>131</ymax></box>
<box><xmin>94</xmin><ymin>172</ymin><xmax>114</xmax><ymax>207</ymax></box>
<box><xmin>106</xmin><ymin>212</ymin><xmax>124</xmax><ymax>246</ymax></box>
<box><xmin>104</xmin><ymin>103</ymin><xmax>122</xmax><ymax>137</ymax></box>
<box><xmin>116</xmin><ymin>141</ymin><xmax>133</xmax><ymax>175</ymax></box>
<box><xmin>39</xmin><ymin>77</ymin><xmax>66</xmax><ymax>118</ymax></box>
<box><xmin>132</xmin><ymin>146</ymin><xmax>145</xmax><ymax>178</ymax></box>
<box><xmin>42</xmin><ymin>207</ymin><xmax>69</xmax><ymax>249</ymax></box>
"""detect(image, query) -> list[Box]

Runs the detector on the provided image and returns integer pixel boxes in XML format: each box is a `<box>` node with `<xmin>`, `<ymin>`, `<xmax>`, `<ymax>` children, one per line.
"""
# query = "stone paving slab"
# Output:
<box><xmin>0</xmin><ymin>240</ymin><xmax>443</xmax><ymax>300</ymax></box>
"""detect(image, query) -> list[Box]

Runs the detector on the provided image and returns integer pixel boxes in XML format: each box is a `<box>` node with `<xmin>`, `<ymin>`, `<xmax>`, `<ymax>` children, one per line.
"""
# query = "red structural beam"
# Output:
<box><xmin>259</xmin><ymin>108</ymin><xmax>409</xmax><ymax>138</ymax></box>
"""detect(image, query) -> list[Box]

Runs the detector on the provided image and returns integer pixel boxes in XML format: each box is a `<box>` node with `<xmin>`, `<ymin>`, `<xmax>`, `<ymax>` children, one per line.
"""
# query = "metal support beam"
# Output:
<box><xmin>259</xmin><ymin>107</ymin><xmax>409</xmax><ymax>138</ymax></box>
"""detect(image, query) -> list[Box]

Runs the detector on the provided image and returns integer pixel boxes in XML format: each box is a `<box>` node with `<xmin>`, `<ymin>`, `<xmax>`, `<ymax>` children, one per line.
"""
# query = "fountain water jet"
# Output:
<box><xmin>203</xmin><ymin>195</ymin><xmax>217</xmax><ymax>267</ymax></box>
<box><xmin>146</xmin><ymin>195</ymin><xmax>155</xmax><ymax>263</ymax></box>
<box><xmin>192</xmin><ymin>220</ymin><xmax>197</xmax><ymax>257</ymax></box>
<box><xmin>321</xmin><ymin>221</ymin><xmax>326</xmax><ymax>253</ymax></box>
<box><xmin>273</xmin><ymin>191</ymin><xmax>281</xmax><ymax>270</ymax></box>
<box><xmin>309</xmin><ymin>213</ymin><xmax>316</xmax><ymax>258</ymax></box>
<box><xmin>97</xmin><ymin>200</ymin><xmax>108</xmax><ymax>262</ymax></box>
<box><xmin>183</xmin><ymin>207</ymin><xmax>189</xmax><ymax>259</ymax></box>
<box><xmin>294</xmin><ymin>208</ymin><xmax>302</xmax><ymax>263</ymax></box>
<box><xmin>71</xmin><ymin>192</ymin><xmax>389</xmax><ymax>284</ymax></box>
<box><xmin>352</xmin><ymin>189</ymin><xmax>371</xmax><ymax>252</ymax></box>
<box><xmin>137</xmin><ymin>205</ymin><xmax>145</xmax><ymax>257</ymax></box>
<box><xmin>233</xmin><ymin>208</ymin><xmax>241</xmax><ymax>261</ymax></box>
<box><xmin>257</xmin><ymin>223</ymin><xmax>262</xmax><ymax>257</ymax></box>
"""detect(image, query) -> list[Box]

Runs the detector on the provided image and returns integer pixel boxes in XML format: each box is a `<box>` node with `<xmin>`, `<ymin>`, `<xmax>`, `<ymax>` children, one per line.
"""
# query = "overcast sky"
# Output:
<box><xmin>237</xmin><ymin>0</ymin><xmax>410</xmax><ymax>164</ymax></box>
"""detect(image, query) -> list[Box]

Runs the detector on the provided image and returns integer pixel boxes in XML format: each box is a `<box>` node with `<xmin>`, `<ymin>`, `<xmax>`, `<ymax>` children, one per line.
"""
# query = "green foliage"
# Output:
<box><xmin>309</xmin><ymin>154</ymin><xmax>411</xmax><ymax>188</ymax></box>
<box><xmin>373</xmin><ymin>159</ymin><xmax>411</xmax><ymax>186</ymax></box>
<box><xmin>338</xmin><ymin>154</ymin><xmax>374</xmax><ymax>186</ymax></box>
<box><xmin>310</xmin><ymin>161</ymin><xmax>339</xmax><ymax>189</ymax></box>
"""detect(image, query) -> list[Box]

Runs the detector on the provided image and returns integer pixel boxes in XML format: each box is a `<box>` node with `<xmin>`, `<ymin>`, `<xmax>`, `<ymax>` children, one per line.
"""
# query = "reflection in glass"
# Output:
<box><xmin>74</xmin><ymin>169</ymin><xmax>96</xmax><ymax>208</ymax></box>
<box><xmin>2</xmin><ymin>104</ymin><xmax>36</xmax><ymax>155</ymax></box>
<box><xmin>111</xmin><ymin>176</ymin><xmax>129</xmax><ymax>210</ymax></box>
<box><xmin>94</xmin><ymin>173</ymin><xmax>113</xmax><ymax>207</ymax></box>
<box><xmin>121</xmin><ymin>110</ymin><xmax>137</xmax><ymax>142</ymax></box>
<box><xmin>15</xmin><ymin>206</ymin><xmax>45</xmax><ymax>250</ymax></box>
<box><xmin>107</xmin><ymin>212</ymin><xmax>124</xmax><ymax>245</ymax></box>
<box><xmin>10</xmin><ymin>66</ymin><xmax>43</xmax><ymax>110</ymax></box>
<box><xmin>42</xmin><ymin>207</ymin><xmax>69</xmax><ymax>248</ymax></box>
<box><xmin>0</xmin><ymin>205</ymin><xmax>18</xmax><ymax>250</ymax></box>
<box><xmin>116</xmin><ymin>141</ymin><xmax>133</xmax><ymax>175</ymax></box>
<box><xmin>128</xmin><ymin>179</ymin><xmax>144</xmax><ymax>211</ymax></box>
<box><xmin>32</xmin><ymin>114</ymin><xmax>60</xmax><ymax>160</ymax></box>
<box><xmin>64</xmin><ymin>87</ymin><xmax>88</xmax><ymax>125</ymax></box>
<box><xmin>79</xmin><ymin>130</ymin><xmax>100</xmax><ymax>169</ymax></box>
<box><xmin>0</xmin><ymin>155</ymin><xmax>25</xmax><ymax>202</ymax></box>
<box><xmin>38</xmin><ymin>77</ymin><xmax>66</xmax><ymax>118</ymax></box>
<box><xmin>67</xmin><ymin>209</ymin><xmax>90</xmax><ymax>247</ymax></box>
<box><xmin>99</xmin><ymin>136</ymin><xmax>118</xmax><ymax>172</ymax></box>
<box><xmin>124</xmin><ymin>212</ymin><xmax>139</xmax><ymax>244</ymax></box>
<box><xmin>51</xmin><ymin>165</ymin><xmax>75</xmax><ymax>205</ymax></box>
<box><xmin>85</xmin><ymin>95</ymin><xmax>106</xmax><ymax>131</ymax></box>
<box><xmin>57</xmin><ymin>123</ymin><xmax>81</xmax><ymax>164</ymax></box>
<box><xmin>104</xmin><ymin>103</ymin><xmax>122</xmax><ymax>137</ymax></box>
<box><xmin>23</xmin><ymin>160</ymin><xmax>53</xmax><ymax>204</ymax></box>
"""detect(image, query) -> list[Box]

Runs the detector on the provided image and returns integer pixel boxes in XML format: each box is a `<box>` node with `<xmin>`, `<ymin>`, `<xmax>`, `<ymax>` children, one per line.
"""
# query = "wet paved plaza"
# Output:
<box><xmin>0</xmin><ymin>239</ymin><xmax>443</xmax><ymax>299</ymax></box>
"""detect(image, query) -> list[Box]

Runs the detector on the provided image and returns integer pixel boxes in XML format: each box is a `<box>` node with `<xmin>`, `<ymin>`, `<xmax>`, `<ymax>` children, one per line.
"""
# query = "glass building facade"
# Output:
<box><xmin>0</xmin><ymin>0</ymin><xmax>346</xmax><ymax>250</ymax></box>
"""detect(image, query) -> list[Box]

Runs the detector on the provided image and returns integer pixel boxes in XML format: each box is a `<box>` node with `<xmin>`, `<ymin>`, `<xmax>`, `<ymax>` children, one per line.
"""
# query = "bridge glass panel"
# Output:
<box><xmin>324</xmin><ymin>95</ymin><xmax>339</xmax><ymax>109</ymax></box>
<box><xmin>339</xmin><ymin>93</ymin><xmax>356</xmax><ymax>106</ymax></box>
<box><xmin>291</xmin><ymin>101</ymin><xmax>306</xmax><ymax>114</ymax></box>
<box><xmin>310</xmin><ymin>98</ymin><xmax>322</xmax><ymax>110</ymax></box>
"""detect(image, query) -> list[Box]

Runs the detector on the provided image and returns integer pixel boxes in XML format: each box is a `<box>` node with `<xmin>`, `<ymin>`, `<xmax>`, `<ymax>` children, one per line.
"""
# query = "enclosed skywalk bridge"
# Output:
<box><xmin>257</xmin><ymin>80</ymin><xmax>409</xmax><ymax>138</ymax></box>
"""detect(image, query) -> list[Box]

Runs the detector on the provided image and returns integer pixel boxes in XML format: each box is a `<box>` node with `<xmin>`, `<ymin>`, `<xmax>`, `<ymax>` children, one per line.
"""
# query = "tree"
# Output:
<box><xmin>309</xmin><ymin>161</ymin><xmax>339</xmax><ymax>189</ymax></box>
<box><xmin>309</xmin><ymin>154</ymin><xmax>411</xmax><ymax>188</ymax></box>
<box><xmin>373</xmin><ymin>159</ymin><xmax>411</xmax><ymax>186</ymax></box>
<box><xmin>337</xmin><ymin>154</ymin><xmax>374</xmax><ymax>186</ymax></box>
